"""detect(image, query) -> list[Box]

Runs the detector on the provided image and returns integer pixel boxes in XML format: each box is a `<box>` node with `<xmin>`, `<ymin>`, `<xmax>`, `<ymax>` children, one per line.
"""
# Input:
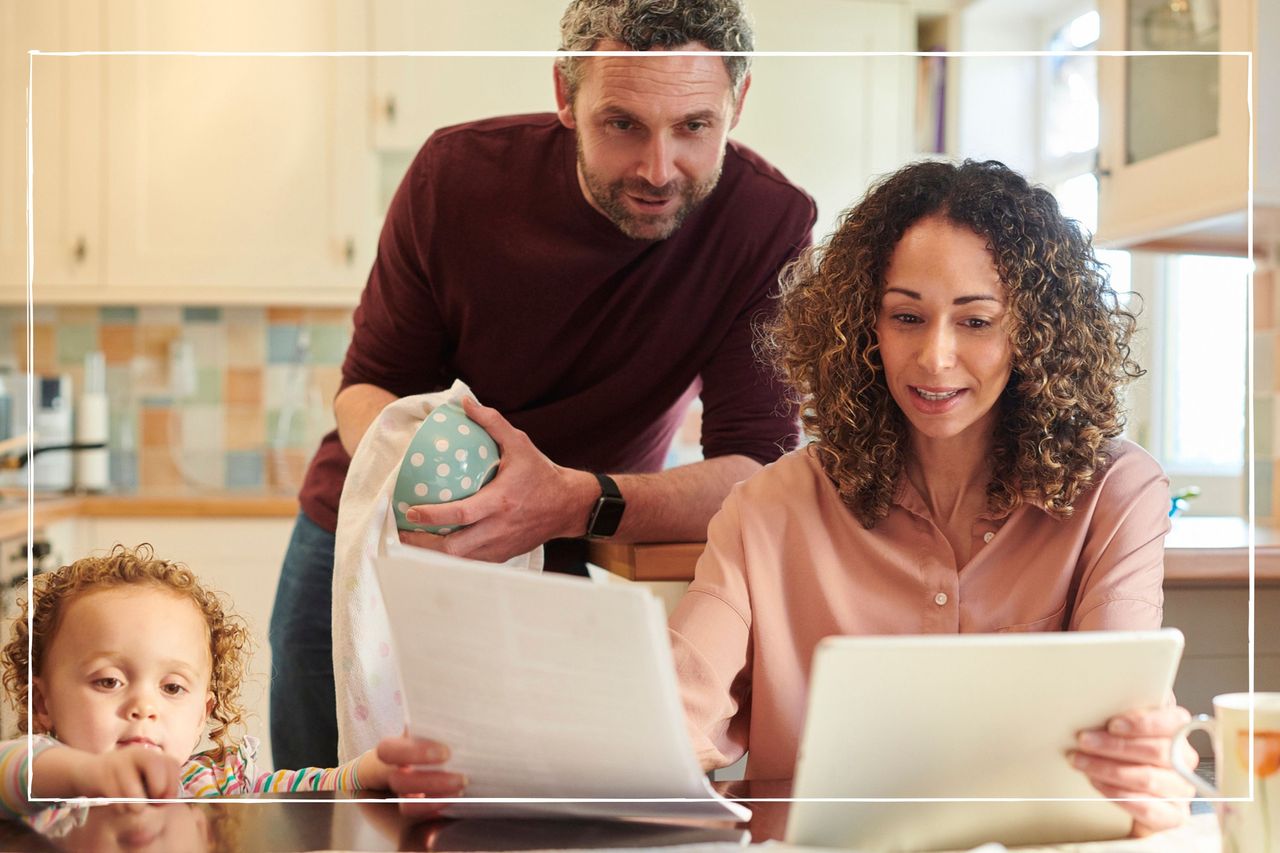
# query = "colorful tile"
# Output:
<box><xmin>224</xmin><ymin>367</ymin><xmax>262</xmax><ymax>407</ymax></box>
<box><xmin>1256</xmin><ymin>272</ymin><xmax>1275</xmax><ymax>332</ymax></box>
<box><xmin>225</xmin><ymin>404</ymin><xmax>265</xmax><ymax>451</ymax></box>
<box><xmin>1258</xmin><ymin>459</ymin><xmax>1273</xmax><ymax>520</ymax></box>
<box><xmin>306</xmin><ymin>324</ymin><xmax>349</xmax><ymax>365</ymax></box>
<box><xmin>59</xmin><ymin>307</ymin><xmax>98</xmax><ymax>325</ymax></box>
<box><xmin>109</xmin><ymin>450</ymin><xmax>138</xmax><ymax>492</ymax></box>
<box><xmin>139</xmin><ymin>448</ymin><xmax>184</xmax><ymax>489</ymax></box>
<box><xmin>138</xmin><ymin>306</ymin><xmax>182</xmax><ymax>326</ymax></box>
<box><xmin>180</xmin><ymin>404</ymin><xmax>224</xmax><ymax>451</ymax></box>
<box><xmin>266</xmin><ymin>408</ymin><xmax>308</xmax><ymax>449</ymax></box>
<box><xmin>266</xmin><ymin>448</ymin><xmax>308</xmax><ymax>491</ymax></box>
<box><xmin>267</xmin><ymin>325</ymin><xmax>302</xmax><ymax>363</ymax></box>
<box><xmin>139</xmin><ymin>406</ymin><xmax>175</xmax><ymax>449</ymax></box>
<box><xmin>100</xmin><ymin>306</ymin><xmax>138</xmax><ymax>325</ymax></box>
<box><xmin>192</xmin><ymin>367</ymin><xmax>222</xmax><ymax>404</ymax></box>
<box><xmin>182</xmin><ymin>307</ymin><xmax>222</xmax><ymax>324</ymax></box>
<box><xmin>267</xmin><ymin>307</ymin><xmax>305</xmax><ymax>324</ymax></box>
<box><xmin>305</xmin><ymin>308</ymin><xmax>352</xmax><ymax>324</ymax></box>
<box><xmin>225</xmin><ymin>450</ymin><xmax>264</xmax><ymax>489</ymax></box>
<box><xmin>27</xmin><ymin>324</ymin><xmax>55</xmax><ymax>374</ymax></box>
<box><xmin>138</xmin><ymin>325</ymin><xmax>180</xmax><ymax>367</ymax></box>
<box><xmin>226</xmin><ymin>321</ymin><xmax>265</xmax><ymax>368</ymax></box>
<box><xmin>56</xmin><ymin>324</ymin><xmax>96</xmax><ymax>368</ymax></box>
<box><xmin>100</xmin><ymin>325</ymin><xmax>137</xmax><ymax>366</ymax></box>
<box><xmin>1256</xmin><ymin>395</ymin><xmax>1274</xmax><ymax>459</ymax></box>
<box><xmin>1257</xmin><ymin>332</ymin><xmax>1276</xmax><ymax>399</ymax></box>
<box><xmin>183</xmin><ymin>324</ymin><xmax>225</xmax><ymax>367</ymax></box>
<box><xmin>310</xmin><ymin>366</ymin><xmax>342</xmax><ymax>410</ymax></box>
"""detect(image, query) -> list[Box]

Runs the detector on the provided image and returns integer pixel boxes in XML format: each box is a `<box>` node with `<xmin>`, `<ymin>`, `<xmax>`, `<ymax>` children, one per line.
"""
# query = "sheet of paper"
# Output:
<box><xmin>374</xmin><ymin>549</ymin><xmax>751</xmax><ymax>823</ymax></box>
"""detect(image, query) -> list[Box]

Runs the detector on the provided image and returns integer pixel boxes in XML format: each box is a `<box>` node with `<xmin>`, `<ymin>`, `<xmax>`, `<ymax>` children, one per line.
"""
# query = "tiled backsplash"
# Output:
<box><xmin>1255</xmin><ymin>264</ymin><xmax>1279</xmax><ymax>520</ymax></box>
<box><xmin>1</xmin><ymin>306</ymin><xmax>352</xmax><ymax>493</ymax></box>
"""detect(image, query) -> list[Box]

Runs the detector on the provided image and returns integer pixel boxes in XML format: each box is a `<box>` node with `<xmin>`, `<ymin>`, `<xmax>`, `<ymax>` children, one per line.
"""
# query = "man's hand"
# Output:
<box><xmin>68</xmin><ymin>746</ymin><xmax>182</xmax><ymax>800</ymax></box>
<box><xmin>375</xmin><ymin>735</ymin><xmax>467</xmax><ymax>820</ymax></box>
<box><xmin>399</xmin><ymin>398</ymin><xmax>597</xmax><ymax>563</ymax></box>
<box><xmin>1070</xmin><ymin>704</ymin><xmax>1197</xmax><ymax>836</ymax></box>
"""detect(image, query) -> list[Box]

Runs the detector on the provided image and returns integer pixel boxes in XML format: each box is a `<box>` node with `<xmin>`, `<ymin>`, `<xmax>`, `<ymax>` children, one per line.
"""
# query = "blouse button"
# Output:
<box><xmin>983</xmin><ymin>531</ymin><xmax>995</xmax><ymax>543</ymax></box>
<box><xmin>934</xmin><ymin>592</ymin><xmax>948</xmax><ymax>606</ymax></box>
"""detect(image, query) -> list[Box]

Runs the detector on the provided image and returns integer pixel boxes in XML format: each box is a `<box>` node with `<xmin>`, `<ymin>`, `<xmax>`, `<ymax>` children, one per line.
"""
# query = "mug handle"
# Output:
<box><xmin>1170</xmin><ymin>714</ymin><xmax>1218</xmax><ymax>798</ymax></box>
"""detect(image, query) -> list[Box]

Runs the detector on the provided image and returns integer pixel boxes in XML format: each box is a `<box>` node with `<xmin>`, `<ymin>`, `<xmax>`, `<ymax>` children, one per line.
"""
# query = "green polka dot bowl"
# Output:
<box><xmin>393</xmin><ymin>401</ymin><xmax>500</xmax><ymax>534</ymax></box>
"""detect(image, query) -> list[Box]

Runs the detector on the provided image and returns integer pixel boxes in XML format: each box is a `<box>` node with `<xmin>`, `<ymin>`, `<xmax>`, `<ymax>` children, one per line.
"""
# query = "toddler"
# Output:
<box><xmin>0</xmin><ymin>544</ymin><xmax>456</xmax><ymax>818</ymax></box>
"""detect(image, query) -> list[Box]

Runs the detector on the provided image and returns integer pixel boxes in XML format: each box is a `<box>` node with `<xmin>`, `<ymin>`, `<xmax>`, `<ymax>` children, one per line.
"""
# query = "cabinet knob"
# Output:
<box><xmin>385</xmin><ymin>95</ymin><xmax>397</xmax><ymax>124</ymax></box>
<box><xmin>72</xmin><ymin>237</ymin><xmax>87</xmax><ymax>263</ymax></box>
<box><xmin>344</xmin><ymin>238</ymin><xmax>356</xmax><ymax>265</ymax></box>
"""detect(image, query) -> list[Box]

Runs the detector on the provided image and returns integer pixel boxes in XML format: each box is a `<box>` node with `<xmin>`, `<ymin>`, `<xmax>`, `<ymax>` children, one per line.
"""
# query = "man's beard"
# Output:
<box><xmin>578</xmin><ymin>142</ymin><xmax>722</xmax><ymax>241</ymax></box>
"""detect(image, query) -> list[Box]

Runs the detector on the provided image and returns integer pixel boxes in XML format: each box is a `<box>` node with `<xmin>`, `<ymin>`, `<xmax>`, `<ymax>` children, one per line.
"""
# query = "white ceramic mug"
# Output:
<box><xmin>1170</xmin><ymin>692</ymin><xmax>1280</xmax><ymax>852</ymax></box>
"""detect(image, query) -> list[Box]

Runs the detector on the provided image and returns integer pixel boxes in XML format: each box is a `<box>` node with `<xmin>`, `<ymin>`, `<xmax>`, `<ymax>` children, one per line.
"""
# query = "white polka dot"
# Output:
<box><xmin>397</xmin><ymin>501</ymin><xmax>409</xmax><ymax>513</ymax></box>
<box><xmin>414</xmin><ymin>483</ymin><xmax>428</xmax><ymax>497</ymax></box>
<box><xmin>461</xmin><ymin>477</ymin><xmax>473</xmax><ymax>489</ymax></box>
<box><xmin>434</xmin><ymin>438</ymin><xmax>449</xmax><ymax>452</ymax></box>
<box><xmin>410</xmin><ymin>452</ymin><xmax>424</xmax><ymax>467</ymax></box>
<box><xmin>432</xmin><ymin>412</ymin><xmax>446</xmax><ymax>422</ymax></box>
<box><xmin>438</xmin><ymin>489</ymin><xmax>452</xmax><ymax>501</ymax></box>
<box><xmin>458</xmin><ymin>424</ymin><xmax>471</xmax><ymax>435</ymax></box>
<box><xmin>437</xmin><ymin>463</ymin><xmax>450</xmax><ymax>476</ymax></box>
<box><xmin>454</xmin><ymin>449</ymin><xmax>467</xmax><ymax>461</ymax></box>
<box><xmin>478</xmin><ymin>446</ymin><xmax>489</xmax><ymax>459</ymax></box>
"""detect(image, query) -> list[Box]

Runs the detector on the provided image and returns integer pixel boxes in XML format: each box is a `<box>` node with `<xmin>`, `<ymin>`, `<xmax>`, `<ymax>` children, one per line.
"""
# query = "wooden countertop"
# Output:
<box><xmin>0</xmin><ymin>491</ymin><xmax>299</xmax><ymax>540</ymax></box>
<box><xmin>590</xmin><ymin>515</ymin><xmax>1280</xmax><ymax>584</ymax></box>
<box><xmin>3</xmin><ymin>494</ymin><xmax>1273</xmax><ymax>586</ymax></box>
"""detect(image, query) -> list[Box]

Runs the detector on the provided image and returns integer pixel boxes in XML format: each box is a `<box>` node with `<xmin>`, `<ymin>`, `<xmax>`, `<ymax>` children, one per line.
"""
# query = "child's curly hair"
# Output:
<box><xmin>0</xmin><ymin>544</ymin><xmax>251</xmax><ymax>761</ymax></box>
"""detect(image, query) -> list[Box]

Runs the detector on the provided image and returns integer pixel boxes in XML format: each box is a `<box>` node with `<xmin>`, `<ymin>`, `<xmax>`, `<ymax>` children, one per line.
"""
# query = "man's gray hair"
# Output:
<box><xmin>557</xmin><ymin>0</ymin><xmax>754</xmax><ymax>104</ymax></box>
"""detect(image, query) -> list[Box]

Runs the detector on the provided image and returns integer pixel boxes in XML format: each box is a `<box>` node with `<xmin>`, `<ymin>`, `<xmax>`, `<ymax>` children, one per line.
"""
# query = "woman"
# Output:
<box><xmin>670</xmin><ymin>159</ymin><xmax>1196</xmax><ymax>835</ymax></box>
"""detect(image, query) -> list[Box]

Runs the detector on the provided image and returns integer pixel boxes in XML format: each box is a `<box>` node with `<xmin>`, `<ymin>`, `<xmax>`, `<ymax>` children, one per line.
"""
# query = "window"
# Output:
<box><xmin>1037</xmin><ymin>5</ymin><xmax>1246</xmax><ymax>514</ymax></box>
<box><xmin>1160</xmin><ymin>254</ymin><xmax>1250</xmax><ymax>473</ymax></box>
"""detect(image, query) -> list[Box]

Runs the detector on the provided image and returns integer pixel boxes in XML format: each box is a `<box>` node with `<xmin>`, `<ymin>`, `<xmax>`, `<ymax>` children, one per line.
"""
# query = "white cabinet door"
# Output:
<box><xmin>1</xmin><ymin>1</ymin><xmax>104</xmax><ymax>304</ymax></box>
<box><xmin>369</xmin><ymin>0</ymin><xmax>566</xmax><ymax>150</ymax></box>
<box><xmin>96</xmin><ymin>1</ymin><xmax>374</xmax><ymax>305</ymax></box>
<box><xmin>1095</xmin><ymin>0</ymin><xmax>1252</xmax><ymax>250</ymax></box>
<box><xmin>733</xmin><ymin>0</ymin><xmax>914</xmax><ymax>241</ymax></box>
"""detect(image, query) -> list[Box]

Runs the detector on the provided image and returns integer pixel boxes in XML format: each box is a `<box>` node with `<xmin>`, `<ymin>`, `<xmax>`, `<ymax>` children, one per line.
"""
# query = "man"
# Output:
<box><xmin>269</xmin><ymin>0</ymin><xmax>816</xmax><ymax>769</ymax></box>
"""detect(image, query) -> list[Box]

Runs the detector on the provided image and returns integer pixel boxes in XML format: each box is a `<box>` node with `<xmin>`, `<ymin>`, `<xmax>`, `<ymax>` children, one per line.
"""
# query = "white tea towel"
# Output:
<box><xmin>332</xmin><ymin>380</ymin><xmax>543</xmax><ymax>762</ymax></box>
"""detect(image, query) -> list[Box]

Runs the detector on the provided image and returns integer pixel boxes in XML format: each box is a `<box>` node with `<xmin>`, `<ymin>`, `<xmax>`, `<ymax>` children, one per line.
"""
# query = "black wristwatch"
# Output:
<box><xmin>585</xmin><ymin>472</ymin><xmax>626</xmax><ymax>539</ymax></box>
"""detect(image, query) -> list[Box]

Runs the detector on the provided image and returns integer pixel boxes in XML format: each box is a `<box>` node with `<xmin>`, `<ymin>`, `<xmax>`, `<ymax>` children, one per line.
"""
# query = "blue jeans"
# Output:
<box><xmin>269</xmin><ymin>512</ymin><xmax>339</xmax><ymax>768</ymax></box>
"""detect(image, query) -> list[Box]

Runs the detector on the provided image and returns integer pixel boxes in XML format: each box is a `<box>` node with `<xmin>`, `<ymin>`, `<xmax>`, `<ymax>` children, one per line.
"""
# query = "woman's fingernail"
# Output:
<box><xmin>1071</xmin><ymin>753</ymin><xmax>1089</xmax><ymax>769</ymax></box>
<box><xmin>1079</xmin><ymin>731</ymin><xmax>1104</xmax><ymax>749</ymax></box>
<box><xmin>1109</xmin><ymin>718</ymin><xmax>1132</xmax><ymax>735</ymax></box>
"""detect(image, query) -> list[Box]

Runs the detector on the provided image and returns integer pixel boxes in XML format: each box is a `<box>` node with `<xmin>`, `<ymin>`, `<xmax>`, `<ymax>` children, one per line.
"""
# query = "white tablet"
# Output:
<box><xmin>786</xmin><ymin>629</ymin><xmax>1185</xmax><ymax>851</ymax></box>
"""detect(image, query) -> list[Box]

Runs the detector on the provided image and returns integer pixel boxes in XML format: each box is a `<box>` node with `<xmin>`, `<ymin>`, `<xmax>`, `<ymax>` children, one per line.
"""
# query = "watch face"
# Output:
<box><xmin>590</xmin><ymin>495</ymin><xmax>626</xmax><ymax>538</ymax></box>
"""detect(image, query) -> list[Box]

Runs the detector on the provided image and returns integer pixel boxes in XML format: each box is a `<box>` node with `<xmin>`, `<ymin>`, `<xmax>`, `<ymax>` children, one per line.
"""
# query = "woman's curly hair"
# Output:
<box><xmin>0</xmin><ymin>544</ymin><xmax>251</xmax><ymax>762</ymax></box>
<box><xmin>762</xmin><ymin>159</ymin><xmax>1143</xmax><ymax>528</ymax></box>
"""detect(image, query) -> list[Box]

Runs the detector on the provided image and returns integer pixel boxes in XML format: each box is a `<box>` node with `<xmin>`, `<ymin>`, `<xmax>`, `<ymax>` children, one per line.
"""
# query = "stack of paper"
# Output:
<box><xmin>374</xmin><ymin>549</ymin><xmax>750</xmax><ymax>823</ymax></box>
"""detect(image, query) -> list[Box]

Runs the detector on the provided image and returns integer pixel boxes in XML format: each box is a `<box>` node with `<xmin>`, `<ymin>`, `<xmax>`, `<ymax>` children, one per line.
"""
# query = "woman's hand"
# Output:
<box><xmin>366</xmin><ymin>735</ymin><xmax>467</xmax><ymax>820</ymax></box>
<box><xmin>1070</xmin><ymin>704</ymin><xmax>1197</xmax><ymax>836</ymax></box>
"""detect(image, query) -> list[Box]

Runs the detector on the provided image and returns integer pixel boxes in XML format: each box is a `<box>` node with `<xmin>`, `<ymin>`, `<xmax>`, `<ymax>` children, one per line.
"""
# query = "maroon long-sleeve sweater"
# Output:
<box><xmin>299</xmin><ymin>113</ymin><xmax>816</xmax><ymax>566</ymax></box>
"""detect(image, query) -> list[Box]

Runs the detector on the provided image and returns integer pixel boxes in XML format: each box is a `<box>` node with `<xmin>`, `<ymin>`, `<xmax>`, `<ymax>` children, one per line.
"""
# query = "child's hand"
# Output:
<box><xmin>360</xmin><ymin>735</ymin><xmax>466</xmax><ymax>818</ymax></box>
<box><xmin>71</xmin><ymin>746</ymin><xmax>182</xmax><ymax>800</ymax></box>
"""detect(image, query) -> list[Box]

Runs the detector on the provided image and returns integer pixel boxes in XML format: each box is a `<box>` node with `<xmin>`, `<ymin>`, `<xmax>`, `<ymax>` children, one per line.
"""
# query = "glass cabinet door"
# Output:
<box><xmin>1125</xmin><ymin>0</ymin><xmax>1220</xmax><ymax>164</ymax></box>
<box><xmin>1095</xmin><ymin>0</ymin><xmax>1249</xmax><ymax>250</ymax></box>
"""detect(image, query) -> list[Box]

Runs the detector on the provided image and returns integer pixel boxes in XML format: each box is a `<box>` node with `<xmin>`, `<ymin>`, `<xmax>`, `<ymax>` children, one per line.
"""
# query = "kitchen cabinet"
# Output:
<box><xmin>0</xmin><ymin>0</ymin><xmax>105</xmax><ymax>303</ymax></box>
<box><xmin>1095</xmin><ymin>0</ymin><xmax>1274</xmax><ymax>253</ymax></box>
<box><xmin>369</xmin><ymin>0</ymin><xmax>566</xmax><ymax>151</ymax></box>
<box><xmin>4</xmin><ymin>0</ymin><xmax>377</xmax><ymax>307</ymax></box>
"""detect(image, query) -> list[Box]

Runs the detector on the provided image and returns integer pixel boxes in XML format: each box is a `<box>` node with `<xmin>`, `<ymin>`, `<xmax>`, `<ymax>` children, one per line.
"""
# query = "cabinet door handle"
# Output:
<box><xmin>344</xmin><ymin>238</ymin><xmax>356</xmax><ymax>265</ymax></box>
<box><xmin>385</xmin><ymin>95</ymin><xmax>397</xmax><ymax>124</ymax></box>
<box><xmin>72</xmin><ymin>237</ymin><xmax>87</xmax><ymax>263</ymax></box>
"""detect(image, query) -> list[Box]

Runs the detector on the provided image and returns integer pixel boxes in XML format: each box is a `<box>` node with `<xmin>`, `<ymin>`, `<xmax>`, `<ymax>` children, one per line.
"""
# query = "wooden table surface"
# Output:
<box><xmin>0</xmin><ymin>787</ymin><xmax>1219</xmax><ymax>852</ymax></box>
<box><xmin>589</xmin><ymin>516</ymin><xmax>1280</xmax><ymax>584</ymax></box>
